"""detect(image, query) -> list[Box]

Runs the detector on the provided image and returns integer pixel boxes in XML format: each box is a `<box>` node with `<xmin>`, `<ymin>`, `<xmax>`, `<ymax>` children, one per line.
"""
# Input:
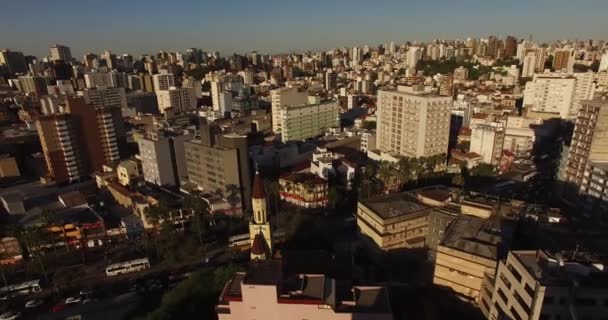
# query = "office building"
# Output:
<box><xmin>376</xmin><ymin>86</ymin><xmax>452</xmax><ymax>158</ymax></box>
<box><xmin>211</xmin><ymin>79</ymin><xmax>223</xmax><ymax>111</ymax></box>
<box><xmin>216</xmin><ymin>261</ymin><xmax>393</xmax><ymax>320</ymax></box>
<box><xmin>84</xmin><ymin>70</ymin><xmax>119</xmax><ymax>88</ymax></box>
<box><xmin>563</xmin><ymin>100</ymin><xmax>608</xmax><ymax>194</ymax></box>
<box><xmin>599</xmin><ymin>52</ymin><xmax>608</xmax><ymax>72</ymax></box>
<box><xmin>357</xmin><ymin>192</ymin><xmax>431</xmax><ymax>251</ymax></box>
<box><xmin>156</xmin><ymin>87</ymin><xmax>196</xmax><ymax>114</ymax></box>
<box><xmin>504</xmin><ymin>36</ymin><xmax>517</xmax><ymax>57</ymax></box>
<box><xmin>50</xmin><ymin>44</ymin><xmax>72</xmax><ymax>62</ymax></box>
<box><xmin>270</xmin><ymin>86</ymin><xmax>308</xmax><ymax>133</ymax></box>
<box><xmin>487</xmin><ymin>250</ymin><xmax>608</xmax><ymax>320</ymax></box>
<box><xmin>152</xmin><ymin>72</ymin><xmax>175</xmax><ymax>92</ymax></box>
<box><xmin>433</xmin><ymin>215</ymin><xmax>512</xmax><ymax>304</ymax></box>
<box><xmin>523</xmin><ymin>73</ymin><xmax>595</xmax><ymax>119</ymax></box>
<box><xmin>470</xmin><ymin>122</ymin><xmax>506</xmax><ymax>165</ymax></box>
<box><xmin>0</xmin><ymin>49</ymin><xmax>27</xmax><ymax>74</ymax></box>
<box><xmin>278</xmin><ymin>96</ymin><xmax>340</xmax><ymax>142</ymax></box>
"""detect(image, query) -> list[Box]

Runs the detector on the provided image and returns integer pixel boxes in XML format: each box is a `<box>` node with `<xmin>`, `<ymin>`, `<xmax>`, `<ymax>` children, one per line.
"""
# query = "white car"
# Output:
<box><xmin>0</xmin><ymin>311</ymin><xmax>20</xmax><ymax>320</ymax></box>
<box><xmin>65</xmin><ymin>296</ymin><xmax>82</xmax><ymax>304</ymax></box>
<box><xmin>25</xmin><ymin>299</ymin><xmax>43</xmax><ymax>308</ymax></box>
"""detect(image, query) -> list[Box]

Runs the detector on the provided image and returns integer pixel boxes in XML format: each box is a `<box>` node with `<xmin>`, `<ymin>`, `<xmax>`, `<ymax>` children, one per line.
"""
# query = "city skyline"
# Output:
<box><xmin>1</xmin><ymin>0</ymin><xmax>607</xmax><ymax>58</ymax></box>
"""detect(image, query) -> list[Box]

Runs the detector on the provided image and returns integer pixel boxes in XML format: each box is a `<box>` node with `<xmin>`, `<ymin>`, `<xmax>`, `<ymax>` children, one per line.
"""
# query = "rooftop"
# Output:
<box><xmin>360</xmin><ymin>192</ymin><xmax>430</xmax><ymax>220</ymax></box>
<box><xmin>440</xmin><ymin>215</ymin><xmax>512</xmax><ymax>260</ymax></box>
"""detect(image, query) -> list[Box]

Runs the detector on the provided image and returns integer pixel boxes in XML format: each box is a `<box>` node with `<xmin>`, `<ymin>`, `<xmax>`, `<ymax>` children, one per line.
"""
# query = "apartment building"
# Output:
<box><xmin>81</xmin><ymin>86</ymin><xmax>127</xmax><ymax>110</ymax></box>
<box><xmin>433</xmin><ymin>215</ymin><xmax>512</xmax><ymax>304</ymax></box>
<box><xmin>562</xmin><ymin>100</ymin><xmax>608</xmax><ymax>189</ymax></box>
<box><xmin>270</xmin><ymin>86</ymin><xmax>308</xmax><ymax>133</ymax></box>
<box><xmin>357</xmin><ymin>192</ymin><xmax>431</xmax><ymax>251</ymax></box>
<box><xmin>278</xmin><ymin>172</ymin><xmax>328</xmax><ymax>208</ymax></box>
<box><xmin>137</xmin><ymin>129</ymin><xmax>193</xmax><ymax>187</ymax></box>
<box><xmin>523</xmin><ymin>72</ymin><xmax>595</xmax><ymax>119</ymax></box>
<box><xmin>279</xmin><ymin>96</ymin><xmax>340</xmax><ymax>142</ymax></box>
<box><xmin>156</xmin><ymin>87</ymin><xmax>196</xmax><ymax>114</ymax></box>
<box><xmin>578</xmin><ymin>160</ymin><xmax>608</xmax><ymax>220</ymax></box>
<box><xmin>470</xmin><ymin>122</ymin><xmax>506</xmax><ymax>165</ymax></box>
<box><xmin>487</xmin><ymin>250</ymin><xmax>608</xmax><ymax>320</ymax></box>
<box><xmin>377</xmin><ymin>85</ymin><xmax>452</xmax><ymax>158</ymax></box>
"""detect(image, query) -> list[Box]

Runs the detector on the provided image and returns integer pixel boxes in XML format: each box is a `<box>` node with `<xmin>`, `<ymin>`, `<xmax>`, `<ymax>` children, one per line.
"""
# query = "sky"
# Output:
<box><xmin>1</xmin><ymin>0</ymin><xmax>607</xmax><ymax>58</ymax></box>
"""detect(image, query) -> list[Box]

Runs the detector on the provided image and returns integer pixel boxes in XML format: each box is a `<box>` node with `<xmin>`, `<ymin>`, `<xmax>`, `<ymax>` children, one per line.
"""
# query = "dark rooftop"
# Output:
<box><xmin>360</xmin><ymin>192</ymin><xmax>430</xmax><ymax>220</ymax></box>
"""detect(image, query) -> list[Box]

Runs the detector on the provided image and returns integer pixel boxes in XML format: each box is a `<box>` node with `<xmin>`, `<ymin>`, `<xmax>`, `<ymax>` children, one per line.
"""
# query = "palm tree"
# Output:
<box><xmin>397</xmin><ymin>157</ymin><xmax>413</xmax><ymax>188</ymax></box>
<box><xmin>184</xmin><ymin>195</ymin><xmax>210</xmax><ymax>246</ymax></box>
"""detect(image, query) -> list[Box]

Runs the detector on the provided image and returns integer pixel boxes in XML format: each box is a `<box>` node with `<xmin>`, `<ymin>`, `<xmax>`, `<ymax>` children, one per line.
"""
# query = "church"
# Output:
<box><xmin>249</xmin><ymin>171</ymin><xmax>272</xmax><ymax>260</ymax></box>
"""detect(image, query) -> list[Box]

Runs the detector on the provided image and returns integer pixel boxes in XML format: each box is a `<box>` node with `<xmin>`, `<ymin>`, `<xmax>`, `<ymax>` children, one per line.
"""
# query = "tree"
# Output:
<box><xmin>397</xmin><ymin>157</ymin><xmax>413</xmax><ymax>188</ymax></box>
<box><xmin>361</xmin><ymin>121</ymin><xmax>376</xmax><ymax>130</ymax></box>
<box><xmin>225</xmin><ymin>184</ymin><xmax>241</xmax><ymax>218</ymax></box>
<box><xmin>471</xmin><ymin>163</ymin><xmax>495</xmax><ymax>176</ymax></box>
<box><xmin>377</xmin><ymin>161</ymin><xmax>395</xmax><ymax>192</ymax></box>
<box><xmin>452</xmin><ymin>174</ymin><xmax>465</xmax><ymax>187</ymax></box>
<box><xmin>146</xmin><ymin>265</ymin><xmax>243</xmax><ymax>320</ymax></box>
<box><xmin>145</xmin><ymin>200</ymin><xmax>170</xmax><ymax>227</ymax></box>
<box><xmin>183</xmin><ymin>195</ymin><xmax>210</xmax><ymax>246</ymax></box>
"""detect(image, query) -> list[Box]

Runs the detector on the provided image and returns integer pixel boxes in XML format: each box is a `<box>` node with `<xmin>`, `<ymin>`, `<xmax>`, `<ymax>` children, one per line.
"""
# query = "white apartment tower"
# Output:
<box><xmin>156</xmin><ymin>87</ymin><xmax>196</xmax><ymax>114</ymax></box>
<box><xmin>270</xmin><ymin>86</ymin><xmax>308</xmax><ymax>133</ymax></box>
<box><xmin>376</xmin><ymin>86</ymin><xmax>452</xmax><ymax>158</ymax></box>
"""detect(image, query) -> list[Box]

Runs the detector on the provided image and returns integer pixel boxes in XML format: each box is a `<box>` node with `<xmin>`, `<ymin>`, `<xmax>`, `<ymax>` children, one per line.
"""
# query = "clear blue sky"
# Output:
<box><xmin>1</xmin><ymin>0</ymin><xmax>606</xmax><ymax>58</ymax></box>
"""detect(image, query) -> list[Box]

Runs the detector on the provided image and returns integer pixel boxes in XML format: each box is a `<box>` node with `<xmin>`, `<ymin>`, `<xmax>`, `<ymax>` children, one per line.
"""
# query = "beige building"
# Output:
<box><xmin>470</xmin><ymin>122</ymin><xmax>505</xmax><ymax>166</ymax></box>
<box><xmin>156</xmin><ymin>87</ymin><xmax>196</xmax><ymax>114</ymax></box>
<box><xmin>486</xmin><ymin>250</ymin><xmax>608</xmax><ymax>320</ymax></box>
<box><xmin>433</xmin><ymin>215</ymin><xmax>511</xmax><ymax>304</ymax></box>
<box><xmin>216</xmin><ymin>261</ymin><xmax>393</xmax><ymax>320</ymax></box>
<box><xmin>523</xmin><ymin>72</ymin><xmax>595</xmax><ymax>119</ymax></box>
<box><xmin>279</xmin><ymin>172</ymin><xmax>328</xmax><ymax>208</ymax></box>
<box><xmin>357</xmin><ymin>192</ymin><xmax>431</xmax><ymax>251</ymax></box>
<box><xmin>0</xmin><ymin>155</ymin><xmax>20</xmax><ymax>177</ymax></box>
<box><xmin>184</xmin><ymin>140</ymin><xmax>246</xmax><ymax>214</ymax></box>
<box><xmin>279</xmin><ymin>96</ymin><xmax>340</xmax><ymax>142</ymax></box>
<box><xmin>270</xmin><ymin>86</ymin><xmax>308</xmax><ymax>133</ymax></box>
<box><xmin>562</xmin><ymin>100</ymin><xmax>608</xmax><ymax>189</ymax></box>
<box><xmin>116</xmin><ymin>160</ymin><xmax>140</xmax><ymax>187</ymax></box>
<box><xmin>376</xmin><ymin>86</ymin><xmax>452</xmax><ymax>158</ymax></box>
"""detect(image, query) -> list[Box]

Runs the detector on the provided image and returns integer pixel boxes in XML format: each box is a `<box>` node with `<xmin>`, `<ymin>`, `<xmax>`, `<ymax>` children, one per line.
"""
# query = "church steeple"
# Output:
<box><xmin>249</xmin><ymin>171</ymin><xmax>272</xmax><ymax>260</ymax></box>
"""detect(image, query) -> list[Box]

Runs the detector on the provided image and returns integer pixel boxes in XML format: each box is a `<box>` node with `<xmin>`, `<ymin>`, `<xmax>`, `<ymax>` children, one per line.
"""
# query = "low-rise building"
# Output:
<box><xmin>279</xmin><ymin>172</ymin><xmax>328</xmax><ymax>208</ymax></box>
<box><xmin>433</xmin><ymin>215</ymin><xmax>513</xmax><ymax>304</ymax></box>
<box><xmin>216</xmin><ymin>260</ymin><xmax>393</xmax><ymax>320</ymax></box>
<box><xmin>357</xmin><ymin>192</ymin><xmax>431</xmax><ymax>251</ymax></box>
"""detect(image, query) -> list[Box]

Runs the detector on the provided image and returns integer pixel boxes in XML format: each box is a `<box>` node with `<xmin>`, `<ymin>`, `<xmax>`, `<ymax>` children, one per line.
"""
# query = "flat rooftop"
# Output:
<box><xmin>440</xmin><ymin>215</ymin><xmax>512</xmax><ymax>260</ymax></box>
<box><xmin>360</xmin><ymin>192</ymin><xmax>430</xmax><ymax>220</ymax></box>
<box><xmin>514</xmin><ymin>250</ymin><xmax>608</xmax><ymax>288</ymax></box>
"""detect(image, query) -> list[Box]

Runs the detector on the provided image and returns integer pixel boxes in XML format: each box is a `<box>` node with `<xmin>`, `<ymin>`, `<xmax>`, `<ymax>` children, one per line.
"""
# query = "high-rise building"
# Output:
<box><xmin>50</xmin><ymin>44</ymin><xmax>72</xmax><ymax>62</ymax></box>
<box><xmin>156</xmin><ymin>87</ymin><xmax>196</xmax><ymax>114</ymax></box>
<box><xmin>562</xmin><ymin>100</ymin><xmax>608</xmax><ymax>189</ymax></box>
<box><xmin>82</xmin><ymin>87</ymin><xmax>127</xmax><ymax>110</ymax></box>
<box><xmin>17</xmin><ymin>76</ymin><xmax>48</xmax><ymax>95</ymax></box>
<box><xmin>270</xmin><ymin>86</ymin><xmax>308</xmax><ymax>133</ymax></box>
<box><xmin>185</xmin><ymin>133</ymin><xmax>251</xmax><ymax>213</ymax></box>
<box><xmin>504</xmin><ymin>36</ymin><xmax>517</xmax><ymax>57</ymax></box>
<box><xmin>0</xmin><ymin>50</ymin><xmax>27</xmax><ymax>74</ymax></box>
<box><xmin>552</xmin><ymin>49</ymin><xmax>575</xmax><ymax>73</ymax></box>
<box><xmin>376</xmin><ymin>86</ymin><xmax>452</xmax><ymax>158</ymax></box>
<box><xmin>523</xmin><ymin>73</ymin><xmax>595</xmax><ymax>119</ymax></box>
<box><xmin>210</xmin><ymin>79</ymin><xmax>223</xmax><ymax>111</ymax></box>
<box><xmin>278</xmin><ymin>96</ymin><xmax>340</xmax><ymax>142</ymax></box>
<box><xmin>470</xmin><ymin>122</ymin><xmax>505</xmax><ymax>165</ymax></box>
<box><xmin>137</xmin><ymin>129</ymin><xmax>192</xmax><ymax>187</ymax></box>
<box><xmin>454</xmin><ymin>66</ymin><xmax>469</xmax><ymax>81</ymax></box>
<box><xmin>579</xmin><ymin>160</ymin><xmax>608</xmax><ymax>218</ymax></box>
<box><xmin>521</xmin><ymin>52</ymin><xmax>537</xmax><ymax>78</ymax></box>
<box><xmin>599</xmin><ymin>52</ymin><xmax>608</xmax><ymax>72</ymax></box>
<box><xmin>36</xmin><ymin>113</ymin><xmax>85</xmax><ymax>184</ymax></box>
<box><xmin>152</xmin><ymin>72</ymin><xmax>175</xmax><ymax>92</ymax></box>
<box><xmin>486</xmin><ymin>250</ymin><xmax>608</xmax><ymax>320</ymax></box>
<box><xmin>325</xmin><ymin>69</ymin><xmax>337</xmax><ymax>92</ymax></box>
<box><xmin>84</xmin><ymin>70</ymin><xmax>119</xmax><ymax>88</ymax></box>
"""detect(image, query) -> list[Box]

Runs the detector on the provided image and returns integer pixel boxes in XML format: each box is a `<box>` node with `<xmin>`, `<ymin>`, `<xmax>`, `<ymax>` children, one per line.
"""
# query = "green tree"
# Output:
<box><xmin>377</xmin><ymin>161</ymin><xmax>395</xmax><ymax>192</ymax></box>
<box><xmin>183</xmin><ymin>195</ymin><xmax>210</xmax><ymax>246</ymax></box>
<box><xmin>471</xmin><ymin>163</ymin><xmax>495</xmax><ymax>176</ymax></box>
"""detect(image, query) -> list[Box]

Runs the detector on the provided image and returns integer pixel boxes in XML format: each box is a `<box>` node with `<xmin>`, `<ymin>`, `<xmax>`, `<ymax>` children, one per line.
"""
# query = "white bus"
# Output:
<box><xmin>105</xmin><ymin>258</ymin><xmax>150</xmax><ymax>277</ymax></box>
<box><xmin>228</xmin><ymin>233</ymin><xmax>251</xmax><ymax>249</ymax></box>
<box><xmin>0</xmin><ymin>280</ymin><xmax>42</xmax><ymax>296</ymax></box>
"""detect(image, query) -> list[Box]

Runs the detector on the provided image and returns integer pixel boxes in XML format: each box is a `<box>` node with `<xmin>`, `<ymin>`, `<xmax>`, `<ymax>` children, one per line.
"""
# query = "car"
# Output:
<box><xmin>0</xmin><ymin>311</ymin><xmax>21</xmax><ymax>320</ymax></box>
<box><xmin>25</xmin><ymin>299</ymin><xmax>44</xmax><ymax>308</ymax></box>
<box><xmin>65</xmin><ymin>296</ymin><xmax>82</xmax><ymax>304</ymax></box>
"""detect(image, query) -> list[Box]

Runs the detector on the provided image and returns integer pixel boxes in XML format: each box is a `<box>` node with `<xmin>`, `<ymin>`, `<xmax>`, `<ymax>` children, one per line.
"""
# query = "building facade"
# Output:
<box><xmin>279</xmin><ymin>97</ymin><xmax>340</xmax><ymax>142</ymax></box>
<box><xmin>377</xmin><ymin>86</ymin><xmax>452</xmax><ymax>158</ymax></box>
<box><xmin>270</xmin><ymin>86</ymin><xmax>308</xmax><ymax>133</ymax></box>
